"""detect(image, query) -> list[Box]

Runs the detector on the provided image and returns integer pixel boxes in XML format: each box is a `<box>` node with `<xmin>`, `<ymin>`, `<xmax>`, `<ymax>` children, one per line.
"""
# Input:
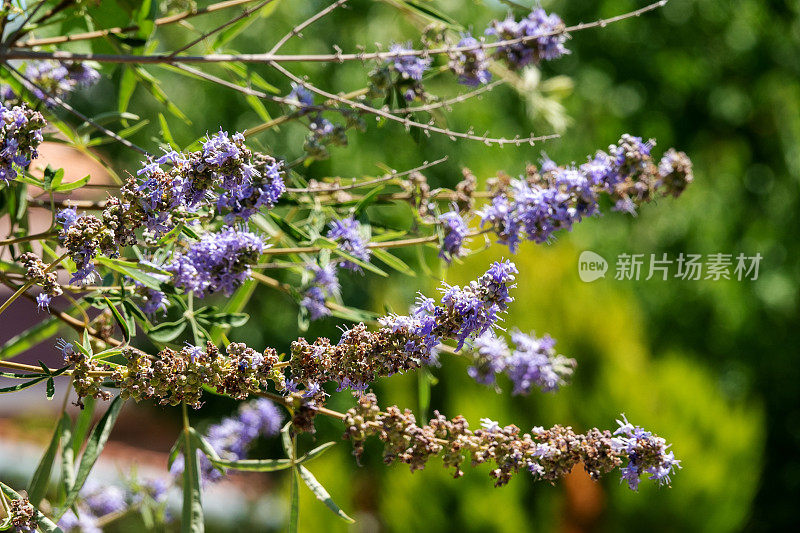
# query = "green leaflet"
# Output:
<box><xmin>0</xmin><ymin>316</ymin><xmax>60</xmax><ymax>360</ymax></box>
<box><xmin>27</xmin><ymin>414</ymin><xmax>69</xmax><ymax>507</ymax></box>
<box><xmin>58</xmin><ymin>395</ymin><xmax>125</xmax><ymax>518</ymax></box>
<box><xmin>298</xmin><ymin>466</ymin><xmax>355</xmax><ymax>523</ymax></box>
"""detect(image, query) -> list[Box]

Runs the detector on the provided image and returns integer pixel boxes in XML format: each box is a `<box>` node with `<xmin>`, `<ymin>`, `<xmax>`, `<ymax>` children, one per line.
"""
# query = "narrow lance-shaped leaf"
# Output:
<box><xmin>59</xmin><ymin>395</ymin><xmax>125</xmax><ymax>518</ymax></box>
<box><xmin>210</xmin><ymin>458</ymin><xmax>292</xmax><ymax>472</ymax></box>
<box><xmin>0</xmin><ymin>316</ymin><xmax>61</xmax><ymax>360</ymax></box>
<box><xmin>28</xmin><ymin>414</ymin><xmax>69</xmax><ymax>507</ymax></box>
<box><xmin>181</xmin><ymin>428</ymin><xmax>204</xmax><ymax>533</ymax></box>
<box><xmin>298</xmin><ymin>466</ymin><xmax>355</xmax><ymax>523</ymax></box>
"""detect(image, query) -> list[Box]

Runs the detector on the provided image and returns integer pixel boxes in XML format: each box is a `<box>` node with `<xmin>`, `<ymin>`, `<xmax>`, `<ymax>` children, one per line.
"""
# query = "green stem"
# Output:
<box><xmin>0</xmin><ymin>253</ymin><xmax>68</xmax><ymax>317</ymax></box>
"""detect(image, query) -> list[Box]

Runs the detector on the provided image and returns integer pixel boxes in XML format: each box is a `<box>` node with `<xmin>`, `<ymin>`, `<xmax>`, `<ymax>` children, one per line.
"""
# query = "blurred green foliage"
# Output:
<box><xmin>50</xmin><ymin>0</ymin><xmax>799</xmax><ymax>530</ymax></box>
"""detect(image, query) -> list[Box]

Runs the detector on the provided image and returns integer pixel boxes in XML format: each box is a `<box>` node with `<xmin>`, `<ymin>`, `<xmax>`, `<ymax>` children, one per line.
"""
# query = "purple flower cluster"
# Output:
<box><xmin>165</xmin><ymin>229</ymin><xmax>264</xmax><ymax>297</ymax></box>
<box><xmin>479</xmin><ymin>165</ymin><xmax>596</xmax><ymax>252</ymax></box>
<box><xmin>301</xmin><ymin>264</ymin><xmax>340</xmax><ymax>320</ymax></box>
<box><xmin>438</xmin><ymin>208</ymin><xmax>469</xmax><ymax>263</ymax></box>
<box><xmin>23</xmin><ymin>60</ymin><xmax>100</xmax><ymax>104</ymax></box>
<box><xmin>171</xmin><ymin>398</ymin><xmax>282</xmax><ymax>484</ymax></box>
<box><xmin>486</xmin><ymin>8</ymin><xmax>569</xmax><ymax>70</ymax></box>
<box><xmin>479</xmin><ymin>135</ymin><xmax>694</xmax><ymax>252</ymax></box>
<box><xmin>469</xmin><ymin>331</ymin><xmax>576</xmax><ymax>394</ymax></box>
<box><xmin>0</xmin><ymin>102</ymin><xmax>45</xmax><ymax>183</ymax></box>
<box><xmin>387</xmin><ymin>43</ymin><xmax>432</xmax><ymax>81</ymax></box>
<box><xmin>56</xmin><ymin>206</ymin><xmax>118</xmax><ymax>285</ymax></box>
<box><xmin>58</xmin><ymin>477</ymin><xmax>168</xmax><ymax>532</ymax></box>
<box><xmin>130</xmin><ymin>130</ymin><xmax>285</xmax><ymax>234</ymax></box>
<box><xmin>612</xmin><ymin>415</ymin><xmax>682</xmax><ymax>490</ymax></box>
<box><xmin>449</xmin><ymin>34</ymin><xmax>492</xmax><ymax>87</ymax></box>
<box><xmin>327</xmin><ymin>216</ymin><xmax>372</xmax><ymax>271</ymax></box>
<box><xmin>382</xmin><ymin>259</ymin><xmax>518</xmax><ymax>354</ymax></box>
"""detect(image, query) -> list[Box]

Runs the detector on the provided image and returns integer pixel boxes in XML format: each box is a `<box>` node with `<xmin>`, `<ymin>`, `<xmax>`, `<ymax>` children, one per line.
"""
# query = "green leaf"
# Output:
<box><xmin>28</xmin><ymin>414</ymin><xmax>69</xmax><ymax>507</ymax></box>
<box><xmin>46</xmin><ymin>377</ymin><xmax>55</xmax><ymax>400</ymax></box>
<box><xmin>181</xmin><ymin>430</ymin><xmax>204</xmax><ymax>533</ymax></box>
<box><xmin>60</xmin><ymin>395</ymin><xmax>125</xmax><ymax>518</ymax></box>
<box><xmin>331</xmin><ymin>247</ymin><xmax>387</xmax><ymax>277</ymax></box>
<box><xmin>296</xmin><ymin>441</ymin><xmax>336</xmax><ymax>464</ymax></box>
<box><xmin>103</xmin><ymin>296</ymin><xmax>130</xmax><ymax>342</ymax></box>
<box><xmin>0</xmin><ymin>377</ymin><xmax>47</xmax><ymax>393</ymax></box>
<box><xmin>0</xmin><ymin>482</ymin><xmax>63</xmax><ymax>533</ymax></box>
<box><xmin>71</xmin><ymin>396</ymin><xmax>96</xmax><ymax>456</ymax></box>
<box><xmin>371</xmin><ymin>247</ymin><xmax>416</xmax><ymax>277</ymax></box>
<box><xmin>118</xmin><ymin>67</ymin><xmax>137</xmax><ymax>115</ymax></box>
<box><xmin>210</xmin><ymin>458</ymin><xmax>292</xmax><ymax>472</ymax></box>
<box><xmin>167</xmin><ymin>435</ymin><xmax>183</xmax><ymax>470</ymax></box>
<box><xmin>0</xmin><ymin>317</ymin><xmax>61</xmax><ymax>360</ymax></box>
<box><xmin>53</xmin><ymin>174</ymin><xmax>90</xmax><ymax>192</ymax></box>
<box><xmin>298</xmin><ymin>466</ymin><xmax>355</xmax><ymax>523</ymax></box>
<box><xmin>288</xmin><ymin>468</ymin><xmax>299</xmax><ymax>533</ymax></box>
<box><xmin>269</xmin><ymin>212</ymin><xmax>310</xmax><ymax>242</ymax></box>
<box><xmin>96</xmin><ymin>257</ymin><xmax>163</xmax><ymax>290</ymax></box>
<box><xmin>147</xmin><ymin>319</ymin><xmax>187</xmax><ymax>343</ymax></box>
<box><xmin>158</xmin><ymin>113</ymin><xmax>179</xmax><ymax>150</ymax></box>
<box><xmin>60</xmin><ymin>420</ymin><xmax>75</xmax><ymax>498</ymax></box>
<box><xmin>195</xmin><ymin>311</ymin><xmax>249</xmax><ymax>328</ymax></box>
<box><xmin>353</xmin><ymin>184</ymin><xmax>386</xmax><ymax>215</ymax></box>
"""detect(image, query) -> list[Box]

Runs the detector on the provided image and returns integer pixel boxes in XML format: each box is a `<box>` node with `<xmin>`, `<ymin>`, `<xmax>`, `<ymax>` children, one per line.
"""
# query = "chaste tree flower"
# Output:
<box><xmin>171</xmin><ymin>398</ymin><xmax>283</xmax><ymax>483</ymax></box>
<box><xmin>165</xmin><ymin>229</ymin><xmax>264</xmax><ymax>297</ymax></box>
<box><xmin>0</xmin><ymin>101</ymin><xmax>45</xmax><ymax>183</ymax></box>
<box><xmin>327</xmin><ymin>216</ymin><xmax>372</xmax><ymax>271</ymax></box>
<box><xmin>486</xmin><ymin>8</ymin><xmax>570</xmax><ymax>70</ymax></box>
<box><xmin>469</xmin><ymin>331</ymin><xmax>577</xmax><ymax>394</ymax></box>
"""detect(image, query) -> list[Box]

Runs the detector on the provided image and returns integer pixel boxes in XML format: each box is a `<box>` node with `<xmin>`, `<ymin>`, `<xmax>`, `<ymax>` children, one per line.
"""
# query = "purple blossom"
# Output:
<box><xmin>486</xmin><ymin>8</ymin><xmax>569</xmax><ymax>70</ymax></box>
<box><xmin>58</xmin><ymin>510</ymin><xmax>101</xmax><ymax>533</ymax></box>
<box><xmin>327</xmin><ymin>217</ymin><xmax>371</xmax><ymax>271</ymax></box>
<box><xmin>55</xmin><ymin>206</ymin><xmax>78</xmax><ymax>230</ymax></box>
<box><xmin>467</xmin><ymin>331</ymin><xmax>576</xmax><ymax>394</ymax></box>
<box><xmin>387</xmin><ymin>43</ymin><xmax>432</xmax><ymax>81</ymax></box>
<box><xmin>0</xmin><ymin>103</ymin><xmax>45</xmax><ymax>183</ymax></box>
<box><xmin>24</xmin><ymin>61</ymin><xmax>100</xmax><ymax>104</ymax></box>
<box><xmin>82</xmin><ymin>481</ymin><xmax>127</xmax><ymax>516</ymax></box>
<box><xmin>450</xmin><ymin>34</ymin><xmax>491</xmax><ymax>86</ymax></box>
<box><xmin>36</xmin><ymin>293</ymin><xmax>51</xmax><ymax>312</ymax></box>
<box><xmin>612</xmin><ymin>414</ymin><xmax>682</xmax><ymax>490</ymax></box>
<box><xmin>165</xmin><ymin>229</ymin><xmax>264</xmax><ymax>297</ymax></box>
<box><xmin>287</xmin><ymin>83</ymin><xmax>314</xmax><ymax>110</ymax></box>
<box><xmin>384</xmin><ymin>260</ymin><xmax>518</xmax><ymax>353</ymax></box>
<box><xmin>438</xmin><ymin>209</ymin><xmax>469</xmax><ymax>263</ymax></box>
<box><xmin>301</xmin><ymin>286</ymin><xmax>330</xmax><ymax>320</ymax></box>
<box><xmin>172</xmin><ymin>398</ymin><xmax>282</xmax><ymax>484</ymax></box>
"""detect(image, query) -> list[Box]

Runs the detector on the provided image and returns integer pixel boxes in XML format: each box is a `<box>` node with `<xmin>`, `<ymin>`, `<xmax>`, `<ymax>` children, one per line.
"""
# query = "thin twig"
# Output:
<box><xmin>3</xmin><ymin>62</ymin><xmax>150</xmax><ymax>156</ymax></box>
<box><xmin>286</xmin><ymin>156</ymin><xmax>447</xmax><ymax>193</ymax></box>
<box><xmin>267</xmin><ymin>0</ymin><xmax>349</xmax><ymax>55</ymax></box>
<box><xmin>16</xmin><ymin>0</ymin><xmax>263</xmax><ymax>47</ymax></box>
<box><xmin>0</xmin><ymin>230</ymin><xmax>58</xmax><ymax>246</ymax></box>
<box><xmin>2</xmin><ymin>2</ymin><xmax>668</xmax><ymax>65</ymax></box>
<box><xmin>270</xmin><ymin>60</ymin><xmax>558</xmax><ymax>146</ymax></box>
<box><xmin>167</xmin><ymin>0</ymin><xmax>276</xmax><ymax>57</ymax></box>
<box><xmin>390</xmin><ymin>80</ymin><xmax>504</xmax><ymax>115</ymax></box>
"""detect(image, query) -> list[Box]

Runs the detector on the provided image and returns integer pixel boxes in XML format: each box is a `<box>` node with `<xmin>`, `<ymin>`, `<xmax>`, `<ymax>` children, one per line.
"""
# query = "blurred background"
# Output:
<box><xmin>2</xmin><ymin>0</ymin><xmax>798</xmax><ymax>531</ymax></box>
